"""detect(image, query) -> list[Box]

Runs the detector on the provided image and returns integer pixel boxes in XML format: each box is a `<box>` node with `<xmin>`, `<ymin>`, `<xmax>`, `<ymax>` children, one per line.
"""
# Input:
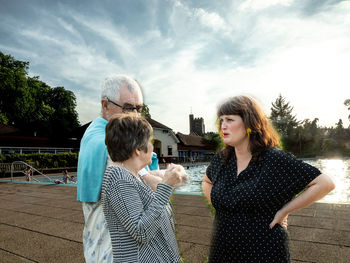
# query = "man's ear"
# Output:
<box><xmin>101</xmin><ymin>99</ymin><xmax>108</xmax><ymax>110</ymax></box>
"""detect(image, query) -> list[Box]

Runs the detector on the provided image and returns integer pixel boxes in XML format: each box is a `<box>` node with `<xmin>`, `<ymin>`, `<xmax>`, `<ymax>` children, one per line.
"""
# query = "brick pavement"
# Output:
<box><xmin>0</xmin><ymin>182</ymin><xmax>349</xmax><ymax>263</ymax></box>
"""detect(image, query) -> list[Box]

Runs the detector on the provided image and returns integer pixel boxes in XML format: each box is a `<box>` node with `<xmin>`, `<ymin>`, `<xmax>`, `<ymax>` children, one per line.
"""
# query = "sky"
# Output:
<box><xmin>1</xmin><ymin>0</ymin><xmax>349</xmax><ymax>134</ymax></box>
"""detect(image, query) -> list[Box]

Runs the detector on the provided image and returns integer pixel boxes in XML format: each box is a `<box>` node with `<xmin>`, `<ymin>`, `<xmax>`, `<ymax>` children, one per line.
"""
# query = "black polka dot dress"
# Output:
<box><xmin>206</xmin><ymin>147</ymin><xmax>321</xmax><ymax>263</ymax></box>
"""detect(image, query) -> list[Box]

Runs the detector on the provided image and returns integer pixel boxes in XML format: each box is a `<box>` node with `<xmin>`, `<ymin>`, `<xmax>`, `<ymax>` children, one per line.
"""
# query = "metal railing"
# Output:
<box><xmin>10</xmin><ymin>161</ymin><xmax>54</xmax><ymax>183</ymax></box>
<box><xmin>0</xmin><ymin>147</ymin><xmax>78</xmax><ymax>154</ymax></box>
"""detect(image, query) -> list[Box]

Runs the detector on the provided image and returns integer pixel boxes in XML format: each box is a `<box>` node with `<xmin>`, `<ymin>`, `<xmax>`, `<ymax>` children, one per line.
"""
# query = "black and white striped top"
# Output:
<box><xmin>101</xmin><ymin>166</ymin><xmax>181</xmax><ymax>263</ymax></box>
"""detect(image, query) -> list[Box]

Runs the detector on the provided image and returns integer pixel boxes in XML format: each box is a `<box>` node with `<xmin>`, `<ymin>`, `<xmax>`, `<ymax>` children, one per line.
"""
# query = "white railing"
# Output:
<box><xmin>0</xmin><ymin>147</ymin><xmax>78</xmax><ymax>154</ymax></box>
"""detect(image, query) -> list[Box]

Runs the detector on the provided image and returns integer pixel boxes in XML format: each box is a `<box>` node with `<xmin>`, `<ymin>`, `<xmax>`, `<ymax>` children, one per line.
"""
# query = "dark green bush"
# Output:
<box><xmin>0</xmin><ymin>152</ymin><xmax>78</xmax><ymax>169</ymax></box>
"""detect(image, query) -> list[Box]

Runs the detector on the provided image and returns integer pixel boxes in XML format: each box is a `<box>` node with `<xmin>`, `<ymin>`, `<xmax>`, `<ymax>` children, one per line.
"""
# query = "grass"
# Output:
<box><xmin>202</xmin><ymin>194</ymin><xmax>216</xmax><ymax>218</ymax></box>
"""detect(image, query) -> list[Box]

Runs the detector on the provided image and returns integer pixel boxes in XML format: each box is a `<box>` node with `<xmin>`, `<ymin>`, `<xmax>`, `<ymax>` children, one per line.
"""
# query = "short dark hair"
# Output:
<box><xmin>105</xmin><ymin>113</ymin><xmax>153</xmax><ymax>162</ymax></box>
<box><xmin>217</xmin><ymin>95</ymin><xmax>280</xmax><ymax>163</ymax></box>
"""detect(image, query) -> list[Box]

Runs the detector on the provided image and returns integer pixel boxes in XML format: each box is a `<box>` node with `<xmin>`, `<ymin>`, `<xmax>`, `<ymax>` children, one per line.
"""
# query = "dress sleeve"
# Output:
<box><xmin>106</xmin><ymin>179</ymin><xmax>173</xmax><ymax>244</ymax></box>
<box><xmin>268</xmin><ymin>149</ymin><xmax>321</xmax><ymax>199</ymax></box>
<box><xmin>206</xmin><ymin>153</ymin><xmax>221</xmax><ymax>182</ymax></box>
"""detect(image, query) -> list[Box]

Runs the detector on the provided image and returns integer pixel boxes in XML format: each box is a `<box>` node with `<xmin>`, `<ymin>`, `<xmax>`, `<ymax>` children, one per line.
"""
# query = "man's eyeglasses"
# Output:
<box><xmin>107</xmin><ymin>98</ymin><xmax>144</xmax><ymax>113</ymax></box>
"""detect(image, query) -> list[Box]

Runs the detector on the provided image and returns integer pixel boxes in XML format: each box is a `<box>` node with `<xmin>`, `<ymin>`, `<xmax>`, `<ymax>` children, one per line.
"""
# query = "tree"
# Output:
<box><xmin>0</xmin><ymin>110</ymin><xmax>8</xmax><ymax>124</ymax></box>
<box><xmin>270</xmin><ymin>94</ymin><xmax>298</xmax><ymax>136</ymax></box>
<box><xmin>141</xmin><ymin>104</ymin><xmax>151</xmax><ymax>119</ymax></box>
<box><xmin>297</xmin><ymin>118</ymin><xmax>321</xmax><ymax>157</ymax></box>
<box><xmin>204</xmin><ymin>132</ymin><xmax>224</xmax><ymax>151</ymax></box>
<box><xmin>345</xmin><ymin>99</ymin><xmax>350</xmax><ymax>122</ymax></box>
<box><xmin>46</xmin><ymin>87</ymin><xmax>80</xmax><ymax>141</ymax></box>
<box><xmin>0</xmin><ymin>51</ymin><xmax>80</xmax><ymax>143</ymax></box>
<box><xmin>0</xmin><ymin>51</ymin><xmax>34</xmax><ymax>128</ymax></box>
<box><xmin>270</xmin><ymin>94</ymin><xmax>299</xmax><ymax>152</ymax></box>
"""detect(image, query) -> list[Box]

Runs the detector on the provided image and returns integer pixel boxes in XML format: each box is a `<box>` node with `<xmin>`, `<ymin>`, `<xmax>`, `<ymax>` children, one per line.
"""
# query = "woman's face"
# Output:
<box><xmin>140</xmin><ymin>137</ymin><xmax>154</xmax><ymax>166</ymax></box>
<box><xmin>219</xmin><ymin>114</ymin><xmax>248</xmax><ymax>147</ymax></box>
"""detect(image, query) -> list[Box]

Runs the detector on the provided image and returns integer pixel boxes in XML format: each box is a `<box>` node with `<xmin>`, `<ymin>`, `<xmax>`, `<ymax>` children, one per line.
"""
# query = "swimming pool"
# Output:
<box><xmin>5</xmin><ymin>173</ymin><xmax>77</xmax><ymax>186</ymax></box>
<box><xmin>4</xmin><ymin>158</ymin><xmax>349</xmax><ymax>202</ymax></box>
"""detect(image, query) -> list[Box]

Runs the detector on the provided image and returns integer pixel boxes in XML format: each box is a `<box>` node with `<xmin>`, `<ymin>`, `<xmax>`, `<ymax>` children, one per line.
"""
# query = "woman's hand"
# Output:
<box><xmin>270</xmin><ymin>173</ymin><xmax>335</xmax><ymax>230</ymax></box>
<box><xmin>162</xmin><ymin>164</ymin><xmax>188</xmax><ymax>187</ymax></box>
<box><xmin>270</xmin><ymin>209</ymin><xmax>288</xmax><ymax>229</ymax></box>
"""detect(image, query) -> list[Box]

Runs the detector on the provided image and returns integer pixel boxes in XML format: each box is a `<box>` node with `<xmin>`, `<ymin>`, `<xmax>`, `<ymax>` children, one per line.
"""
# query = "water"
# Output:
<box><xmin>176</xmin><ymin>158</ymin><xmax>350</xmax><ymax>204</ymax></box>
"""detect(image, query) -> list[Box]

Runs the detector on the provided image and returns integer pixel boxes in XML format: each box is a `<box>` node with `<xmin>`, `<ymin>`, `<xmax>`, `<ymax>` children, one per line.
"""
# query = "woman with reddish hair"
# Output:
<box><xmin>202</xmin><ymin>95</ymin><xmax>335</xmax><ymax>262</ymax></box>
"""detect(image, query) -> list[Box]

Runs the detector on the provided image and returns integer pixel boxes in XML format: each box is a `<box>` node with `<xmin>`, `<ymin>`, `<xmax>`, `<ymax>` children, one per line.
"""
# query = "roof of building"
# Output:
<box><xmin>0</xmin><ymin>123</ymin><xmax>20</xmax><ymax>135</ymax></box>
<box><xmin>176</xmin><ymin>132</ymin><xmax>208</xmax><ymax>147</ymax></box>
<box><xmin>146</xmin><ymin>118</ymin><xmax>172</xmax><ymax>130</ymax></box>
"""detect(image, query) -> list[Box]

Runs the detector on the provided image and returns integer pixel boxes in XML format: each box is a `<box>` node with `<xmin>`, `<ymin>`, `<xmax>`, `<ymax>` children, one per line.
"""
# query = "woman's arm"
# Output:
<box><xmin>142</xmin><ymin>172</ymin><xmax>163</xmax><ymax>191</ymax></box>
<box><xmin>270</xmin><ymin>173</ymin><xmax>335</xmax><ymax>228</ymax></box>
<box><xmin>202</xmin><ymin>173</ymin><xmax>213</xmax><ymax>204</ymax></box>
<box><xmin>142</xmin><ymin>164</ymin><xmax>187</xmax><ymax>191</ymax></box>
<box><xmin>108</xmin><ymin>180</ymin><xmax>173</xmax><ymax>244</ymax></box>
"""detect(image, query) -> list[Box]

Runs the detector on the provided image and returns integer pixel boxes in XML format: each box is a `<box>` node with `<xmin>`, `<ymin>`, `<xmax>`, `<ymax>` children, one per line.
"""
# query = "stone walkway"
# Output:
<box><xmin>0</xmin><ymin>182</ymin><xmax>349</xmax><ymax>262</ymax></box>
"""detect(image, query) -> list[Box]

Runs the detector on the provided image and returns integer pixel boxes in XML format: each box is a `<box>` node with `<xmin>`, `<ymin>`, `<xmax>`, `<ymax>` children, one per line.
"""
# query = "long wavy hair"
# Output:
<box><xmin>217</xmin><ymin>95</ymin><xmax>280</xmax><ymax>164</ymax></box>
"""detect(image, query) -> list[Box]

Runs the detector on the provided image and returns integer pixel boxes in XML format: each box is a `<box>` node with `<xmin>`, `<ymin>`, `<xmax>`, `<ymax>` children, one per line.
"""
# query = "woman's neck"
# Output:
<box><xmin>234</xmin><ymin>142</ymin><xmax>252</xmax><ymax>162</ymax></box>
<box><xmin>113</xmin><ymin>159</ymin><xmax>141</xmax><ymax>177</ymax></box>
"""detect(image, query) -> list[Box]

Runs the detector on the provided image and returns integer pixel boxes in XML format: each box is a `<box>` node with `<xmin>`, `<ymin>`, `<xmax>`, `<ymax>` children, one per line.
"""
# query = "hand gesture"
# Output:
<box><xmin>270</xmin><ymin>210</ymin><xmax>288</xmax><ymax>229</ymax></box>
<box><xmin>162</xmin><ymin>164</ymin><xmax>188</xmax><ymax>188</ymax></box>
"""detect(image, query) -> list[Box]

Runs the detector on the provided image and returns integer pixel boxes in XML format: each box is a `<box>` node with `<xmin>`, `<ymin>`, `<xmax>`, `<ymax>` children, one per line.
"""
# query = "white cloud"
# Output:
<box><xmin>239</xmin><ymin>0</ymin><xmax>293</xmax><ymax>11</ymax></box>
<box><xmin>1</xmin><ymin>0</ymin><xmax>350</xmax><ymax>131</ymax></box>
<box><xmin>194</xmin><ymin>8</ymin><xmax>227</xmax><ymax>32</ymax></box>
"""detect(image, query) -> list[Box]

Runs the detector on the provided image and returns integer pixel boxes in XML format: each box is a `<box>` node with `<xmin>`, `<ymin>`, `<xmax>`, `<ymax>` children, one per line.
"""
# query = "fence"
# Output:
<box><xmin>0</xmin><ymin>162</ymin><xmax>34</xmax><ymax>176</ymax></box>
<box><xmin>0</xmin><ymin>147</ymin><xmax>78</xmax><ymax>154</ymax></box>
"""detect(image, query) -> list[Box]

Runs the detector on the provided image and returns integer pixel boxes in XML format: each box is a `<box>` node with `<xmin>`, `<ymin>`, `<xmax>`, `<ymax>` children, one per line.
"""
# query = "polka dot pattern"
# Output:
<box><xmin>206</xmin><ymin>147</ymin><xmax>321</xmax><ymax>263</ymax></box>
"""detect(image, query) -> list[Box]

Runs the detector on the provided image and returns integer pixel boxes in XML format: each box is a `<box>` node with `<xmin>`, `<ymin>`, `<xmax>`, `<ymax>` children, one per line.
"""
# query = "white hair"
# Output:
<box><xmin>101</xmin><ymin>74</ymin><xmax>142</xmax><ymax>102</ymax></box>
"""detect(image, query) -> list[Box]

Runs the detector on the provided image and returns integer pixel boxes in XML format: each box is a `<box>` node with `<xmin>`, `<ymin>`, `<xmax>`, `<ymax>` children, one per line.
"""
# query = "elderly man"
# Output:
<box><xmin>77</xmin><ymin>75</ymin><xmax>186</xmax><ymax>262</ymax></box>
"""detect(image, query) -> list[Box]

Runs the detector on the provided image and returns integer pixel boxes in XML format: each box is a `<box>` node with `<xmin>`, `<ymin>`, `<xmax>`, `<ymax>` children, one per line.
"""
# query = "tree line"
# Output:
<box><xmin>206</xmin><ymin>95</ymin><xmax>350</xmax><ymax>158</ymax></box>
<box><xmin>270</xmin><ymin>94</ymin><xmax>350</xmax><ymax>157</ymax></box>
<box><xmin>1</xmin><ymin>51</ymin><xmax>349</xmax><ymax>157</ymax></box>
<box><xmin>0</xmin><ymin>51</ymin><xmax>80</xmax><ymax>145</ymax></box>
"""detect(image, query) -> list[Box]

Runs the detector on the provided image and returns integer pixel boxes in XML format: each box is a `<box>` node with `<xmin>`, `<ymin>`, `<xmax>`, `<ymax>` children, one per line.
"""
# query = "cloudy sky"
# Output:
<box><xmin>1</xmin><ymin>0</ymin><xmax>349</xmax><ymax>133</ymax></box>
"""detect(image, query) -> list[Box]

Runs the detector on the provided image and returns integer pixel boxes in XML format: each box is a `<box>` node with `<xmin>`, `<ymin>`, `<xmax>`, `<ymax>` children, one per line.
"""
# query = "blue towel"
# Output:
<box><xmin>77</xmin><ymin>117</ymin><xmax>108</xmax><ymax>202</ymax></box>
<box><xmin>149</xmin><ymin>152</ymin><xmax>159</xmax><ymax>170</ymax></box>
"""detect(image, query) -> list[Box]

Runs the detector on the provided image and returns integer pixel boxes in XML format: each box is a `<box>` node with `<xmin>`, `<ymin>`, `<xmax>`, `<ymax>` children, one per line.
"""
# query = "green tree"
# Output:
<box><xmin>204</xmin><ymin>132</ymin><xmax>224</xmax><ymax>151</ymax></box>
<box><xmin>0</xmin><ymin>51</ymin><xmax>34</xmax><ymax>129</ymax></box>
<box><xmin>270</xmin><ymin>94</ymin><xmax>299</xmax><ymax>152</ymax></box>
<box><xmin>46</xmin><ymin>87</ymin><xmax>80</xmax><ymax>142</ymax></box>
<box><xmin>345</xmin><ymin>99</ymin><xmax>350</xmax><ymax>122</ymax></box>
<box><xmin>297</xmin><ymin>118</ymin><xmax>321</xmax><ymax>157</ymax></box>
<box><xmin>141</xmin><ymin>104</ymin><xmax>151</xmax><ymax>119</ymax></box>
<box><xmin>0</xmin><ymin>110</ymin><xmax>8</xmax><ymax>124</ymax></box>
<box><xmin>0</xmin><ymin>51</ymin><xmax>80</xmax><ymax>142</ymax></box>
<box><xmin>334</xmin><ymin>119</ymin><xmax>345</xmax><ymax>151</ymax></box>
<box><xmin>270</xmin><ymin>94</ymin><xmax>298</xmax><ymax>136</ymax></box>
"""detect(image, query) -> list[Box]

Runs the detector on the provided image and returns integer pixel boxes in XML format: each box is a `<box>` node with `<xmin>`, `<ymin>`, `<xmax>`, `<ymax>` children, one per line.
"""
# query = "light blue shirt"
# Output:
<box><xmin>77</xmin><ymin>117</ymin><xmax>160</xmax><ymax>202</ymax></box>
<box><xmin>77</xmin><ymin>117</ymin><xmax>108</xmax><ymax>202</ymax></box>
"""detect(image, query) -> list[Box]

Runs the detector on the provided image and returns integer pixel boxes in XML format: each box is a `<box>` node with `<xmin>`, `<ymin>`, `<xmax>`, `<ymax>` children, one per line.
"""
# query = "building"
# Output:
<box><xmin>0</xmin><ymin>123</ymin><xmax>78</xmax><ymax>154</ymax></box>
<box><xmin>176</xmin><ymin>132</ymin><xmax>216</xmax><ymax>162</ymax></box>
<box><xmin>146</xmin><ymin>118</ymin><xmax>179</xmax><ymax>162</ymax></box>
<box><xmin>189</xmin><ymin>114</ymin><xmax>205</xmax><ymax>136</ymax></box>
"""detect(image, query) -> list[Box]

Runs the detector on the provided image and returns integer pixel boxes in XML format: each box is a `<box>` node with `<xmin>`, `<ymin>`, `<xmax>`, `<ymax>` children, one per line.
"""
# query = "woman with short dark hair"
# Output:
<box><xmin>102</xmin><ymin>113</ymin><xmax>186</xmax><ymax>263</ymax></box>
<box><xmin>202</xmin><ymin>95</ymin><xmax>335</xmax><ymax>262</ymax></box>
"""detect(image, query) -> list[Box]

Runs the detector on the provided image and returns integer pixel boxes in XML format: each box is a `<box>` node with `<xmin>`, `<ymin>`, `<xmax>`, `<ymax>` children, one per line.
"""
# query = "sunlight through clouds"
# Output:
<box><xmin>239</xmin><ymin>0</ymin><xmax>293</xmax><ymax>10</ymax></box>
<box><xmin>194</xmin><ymin>8</ymin><xmax>227</xmax><ymax>31</ymax></box>
<box><xmin>0</xmin><ymin>0</ymin><xmax>349</xmax><ymax>133</ymax></box>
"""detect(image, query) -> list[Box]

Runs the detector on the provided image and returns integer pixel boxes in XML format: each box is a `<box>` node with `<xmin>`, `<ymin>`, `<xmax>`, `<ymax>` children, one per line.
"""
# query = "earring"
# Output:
<box><xmin>246</xmin><ymin>128</ymin><xmax>252</xmax><ymax>138</ymax></box>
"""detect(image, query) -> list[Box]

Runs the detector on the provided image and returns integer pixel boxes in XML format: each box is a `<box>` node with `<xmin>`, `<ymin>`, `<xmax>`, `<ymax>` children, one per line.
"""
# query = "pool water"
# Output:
<box><xmin>177</xmin><ymin>159</ymin><xmax>350</xmax><ymax>203</ymax></box>
<box><xmin>7</xmin><ymin>158</ymin><xmax>349</xmax><ymax>203</ymax></box>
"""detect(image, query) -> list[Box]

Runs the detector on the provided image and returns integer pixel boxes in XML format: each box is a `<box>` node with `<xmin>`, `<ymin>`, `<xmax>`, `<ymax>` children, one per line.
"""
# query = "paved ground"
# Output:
<box><xmin>0</xmin><ymin>182</ymin><xmax>349</xmax><ymax>263</ymax></box>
